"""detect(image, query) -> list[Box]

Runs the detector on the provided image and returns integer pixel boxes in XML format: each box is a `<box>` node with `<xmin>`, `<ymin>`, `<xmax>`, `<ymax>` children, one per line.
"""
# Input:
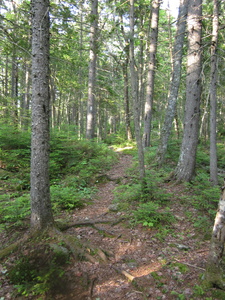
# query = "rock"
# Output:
<box><xmin>108</xmin><ymin>203</ymin><xmax>119</xmax><ymax>211</ymax></box>
<box><xmin>176</xmin><ymin>244</ymin><xmax>190</xmax><ymax>250</ymax></box>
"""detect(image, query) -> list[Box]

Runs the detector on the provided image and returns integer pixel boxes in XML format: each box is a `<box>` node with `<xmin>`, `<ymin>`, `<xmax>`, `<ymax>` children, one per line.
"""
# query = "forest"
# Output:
<box><xmin>0</xmin><ymin>0</ymin><xmax>225</xmax><ymax>299</ymax></box>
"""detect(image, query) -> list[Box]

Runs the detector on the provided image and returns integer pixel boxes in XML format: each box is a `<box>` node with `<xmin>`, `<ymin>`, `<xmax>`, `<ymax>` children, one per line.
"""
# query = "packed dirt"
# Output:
<box><xmin>0</xmin><ymin>153</ymin><xmax>221</xmax><ymax>299</ymax></box>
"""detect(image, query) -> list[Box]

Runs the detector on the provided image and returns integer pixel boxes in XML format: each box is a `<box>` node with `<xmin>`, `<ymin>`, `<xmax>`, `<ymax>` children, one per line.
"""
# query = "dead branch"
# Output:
<box><xmin>112</xmin><ymin>265</ymin><xmax>135</xmax><ymax>282</ymax></box>
<box><xmin>174</xmin><ymin>259</ymin><xmax>205</xmax><ymax>271</ymax></box>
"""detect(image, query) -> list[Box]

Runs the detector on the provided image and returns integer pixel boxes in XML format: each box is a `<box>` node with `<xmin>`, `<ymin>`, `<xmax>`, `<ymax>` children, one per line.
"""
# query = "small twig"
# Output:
<box><xmin>174</xmin><ymin>259</ymin><xmax>205</xmax><ymax>271</ymax></box>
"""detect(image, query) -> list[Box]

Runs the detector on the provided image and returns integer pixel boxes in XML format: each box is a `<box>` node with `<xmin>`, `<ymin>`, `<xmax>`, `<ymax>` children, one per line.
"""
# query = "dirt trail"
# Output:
<box><xmin>60</xmin><ymin>153</ymin><xmax>210</xmax><ymax>300</ymax></box>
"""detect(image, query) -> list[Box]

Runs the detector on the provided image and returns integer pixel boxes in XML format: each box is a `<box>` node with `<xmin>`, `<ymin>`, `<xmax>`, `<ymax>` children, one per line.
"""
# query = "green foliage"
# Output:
<box><xmin>0</xmin><ymin>125</ymin><xmax>31</xmax><ymax>172</ymax></box>
<box><xmin>8</xmin><ymin>244</ymin><xmax>69</xmax><ymax>297</ymax></box>
<box><xmin>185</xmin><ymin>172</ymin><xmax>220</xmax><ymax>219</ymax></box>
<box><xmin>51</xmin><ymin>185</ymin><xmax>89</xmax><ymax>211</ymax></box>
<box><xmin>0</xmin><ymin>128</ymin><xmax>117</xmax><ymax>228</ymax></box>
<box><xmin>133</xmin><ymin>202</ymin><xmax>175</xmax><ymax>228</ymax></box>
<box><xmin>50</xmin><ymin>133</ymin><xmax>117</xmax><ymax>182</ymax></box>
<box><xmin>0</xmin><ymin>193</ymin><xmax>30</xmax><ymax>225</ymax></box>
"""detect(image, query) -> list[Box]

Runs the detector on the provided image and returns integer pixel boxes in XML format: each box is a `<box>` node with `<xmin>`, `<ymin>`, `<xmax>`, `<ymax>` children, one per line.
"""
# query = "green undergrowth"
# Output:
<box><xmin>113</xmin><ymin>140</ymin><xmax>224</xmax><ymax>238</ymax></box>
<box><xmin>3</xmin><ymin>231</ymin><xmax>82</xmax><ymax>298</ymax></box>
<box><xmin>0</xmin><ymin>127</ymin><xmax>118</xmax><ymax>231</ymax></box>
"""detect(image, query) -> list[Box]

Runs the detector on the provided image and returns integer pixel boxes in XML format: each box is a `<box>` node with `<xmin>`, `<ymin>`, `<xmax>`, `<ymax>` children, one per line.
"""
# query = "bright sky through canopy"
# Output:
<box><xmin>162</xmin><ymin>0</ymin><xmax>180</xmax><ymax>18</ymax></box>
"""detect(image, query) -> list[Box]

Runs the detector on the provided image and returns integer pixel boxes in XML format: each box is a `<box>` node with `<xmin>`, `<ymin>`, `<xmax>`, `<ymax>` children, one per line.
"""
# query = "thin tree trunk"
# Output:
<box><xmin>30</xmin><ymin>0</ymin><xmax>54</xmax><ymax>230</ymax></box>
<box><xmin>174</xmin><ymin>0</ymin><xmax>202</xmax><ymax>182</ymax></box>
<box><xmin>143</xmin><ymin>0</ymin><xmax>161</xmax><ymax>148</ymax></box>
<box><xmin>209</xmin><ymin>0</ymin><xmax>219</xmax><ymax>185</ymax></box>
<box><xmin>11</xmin><ymin>47</ymin><xmax>18</xmax><ymax>126</ymax></box>
<box><xmin>86</xmin><ymin>0</ymin><xmax>98</xmax><ymax>139</ymax></box>
<box><xmin>157</xmin><ymin>0</ymin><xmax>188</xmax><ymax>166</ymax></box>
<box><xmin>122</xmin><ymin>56</ymin><xmax>132</xmax><ymax>141</ymax></box>
<box><xmin>129</xmin><ymin>0</ymin><xmax>145</xmax><ymax>181</ymax></box>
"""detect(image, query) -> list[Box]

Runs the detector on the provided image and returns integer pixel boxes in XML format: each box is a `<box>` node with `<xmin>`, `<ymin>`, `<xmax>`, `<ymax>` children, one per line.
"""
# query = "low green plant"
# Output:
<box><xmin>50</xmin><ymin>185</ymin><xmax>86</xmax><ymax>211</ymax></box>
<box><xmin>170</xmin><ymin>290</ymin><xmax>186</xmax><ymax>300</ymax></box>
<box><xmin>132</xmin><ymin>202</ymin><xmax>175</xmax><ymax>228</ymax></box>
<box><xmin>8</xmin><ymin>243</ymin><xmax>69</xmax><ymax>297</ymax></box>
<box><xmin>0</xmin><ymin>193</ymin><xmax>30</xmax><ymax>224</ymax></box>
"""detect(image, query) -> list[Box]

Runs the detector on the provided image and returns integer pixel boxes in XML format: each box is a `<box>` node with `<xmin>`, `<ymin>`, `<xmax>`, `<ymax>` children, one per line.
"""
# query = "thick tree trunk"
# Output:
<box><xmin>174</xmin><ymin>0</ymin><xmax>202</xmax><ymax>182</ymax></box>
<box><xmin>129</xmin><ymin>0</ymin><xmax>145</xmax><ymax>181</ymax></box>
<box><xmin>209</xmin><ymin>0</ymin><xmax>219</xmax><ymax>185</ymax></box>
<box><xmin>143</xmin><ymin>0</ymin><xmax>161</xmax><ymax>148</ymax></box>
<box><xmin>86</xmin><ymin>0</ymin><xmax>98</xmax><ymax>140</ymax></box>
<box><xmin>205</xmin><ymin>179</ymin><xmax>225</xmax><ymax>289</ymax></box>
<box><xmin>157</xmin><ymin>0</ymin><xmax>188</xmax><ymax>166</ymax></box>
<box><xmin>30</xmin><ymin>0</ymin><xmax>54</xmax><ymax>230</ymax></box>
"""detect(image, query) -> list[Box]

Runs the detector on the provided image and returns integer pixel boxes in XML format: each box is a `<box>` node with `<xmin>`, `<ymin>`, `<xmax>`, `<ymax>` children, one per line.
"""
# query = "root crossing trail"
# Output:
<box><xmin>57</xmin><ymin>153</ymin><xmax>209</xmax><ymax>300</ymax></box>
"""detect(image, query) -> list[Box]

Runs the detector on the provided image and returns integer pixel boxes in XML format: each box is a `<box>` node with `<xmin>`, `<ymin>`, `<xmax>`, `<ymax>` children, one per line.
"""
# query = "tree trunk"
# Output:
<box><xmin>209</xmin><ymin>0</ymin><xmax>219</xmax><ymax>185</ymax></box>
<box><xmin>86</xmin><ymin>0</ymin><xmax>98</xmax><ymax>139</ymax></box>
<box><xmin>30</xmin><ymin>0</ymin><xmax>54</xmax><ymax>230</ymax></box>
<box><xmin>157</xmin><ymin>0</ymin><xmax>188</xmax><ymax>166</ymax></box>
<box><xmin>174</xmin><ymin>0</ymin><xmax>202</xmax><ymax>182</ymax></box>
<box><xmin>122</xmin><ymin>55</ymin><xmax>132</xmax><ymax>141</ymax></box>
<box><xmin>205</xmin><ymin>179</ymin><xmax>225</xmax><ymax>289</ymax></box>
<box><xmin>143</xmin><ymin>0</ymin><xmax>161</xmax><ymax>148</ymax></box>
<box><xmin>129</xmin><ymin>0</ymin><xmax>145</xmax><ymax>181</ymax></box>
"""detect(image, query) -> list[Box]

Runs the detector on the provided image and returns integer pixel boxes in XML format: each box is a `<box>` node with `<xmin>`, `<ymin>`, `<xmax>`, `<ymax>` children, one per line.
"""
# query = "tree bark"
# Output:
<box><xmin>86</xmin><ymin>0</ymin><xmax>98</xmax><ymax>139</ymax></box>
<box><xmin>174</xmin><ymin>0</ymin><xmax>202</xmax><ymax>182</ymax></box>
<box><xmin>129</xmin><ymin>0</ymin><xmax>145</xmax><ymax>181</ymax></box>
<box><xmin>209</xmin><ymin>0</ymin><xmax>219</xmax><ymax>185</ymax></box>
<box><xmin>143</xmin><ymin>0</ymin><xmax>161</xmax><ymax>148</ymax></box>
<box><xmin>157</xmin><ymin>0</ymin><xmax>188</xmax><ymax>166</ymax></box>
<box><xmin>30</xmin><ymin>0</ymin><xmax>54</xmax><ymax>230</ymax></box>
<box><xmin>122</xmin><ymin>54</ymin><xmax>132</xmax><ymax>141</ymax></box>
<box><xmin>205</xmin><ymin>179</ymin><xmax>225</xmax><ymax>289</ymax></box>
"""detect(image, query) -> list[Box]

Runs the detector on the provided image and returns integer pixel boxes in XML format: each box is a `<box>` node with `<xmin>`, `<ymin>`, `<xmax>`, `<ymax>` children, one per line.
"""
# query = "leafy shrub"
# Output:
<box><xmin>50</xmin><ymin>185</ymin><xmax>92</xmax><ymax>211</ymax></box>
<box><xmin>0</xmin><ymin>193</ymin><xmax>30</xmax><ymax>224</ymax></box>
<box><xmin>185</xmin><ymin>172</ymin><xmax>220</xmax><ymax>219</ymax></box>
<box><xmin>133</xmin><ymin>202</ymin><xmax>175</xmax><ymax>228</ymax></box>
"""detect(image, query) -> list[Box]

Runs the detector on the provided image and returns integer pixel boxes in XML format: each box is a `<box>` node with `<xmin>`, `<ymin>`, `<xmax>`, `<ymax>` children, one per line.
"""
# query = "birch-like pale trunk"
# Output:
<box><xmin>86</xmin><ymin>0</ymin><xmax>98</xmax><ymax>139</ymax></box>
<box><xmin>205</xmin><ymin>179</ymin><xmax>225</xmax><ymax>289</ymax></box>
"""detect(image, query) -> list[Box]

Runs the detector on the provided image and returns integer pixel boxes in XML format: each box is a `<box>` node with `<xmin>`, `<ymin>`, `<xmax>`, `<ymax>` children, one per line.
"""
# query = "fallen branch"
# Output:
<box><xmin>174</xmin><ymin>259</ymin><xmax>205</xmax><ymax>271</ymax></box>
<box><xmin>112</xmin><ymin>266</ymin><xmax>135</xmax><ymax>282</ymax></box>
<box><xmin>58</xmin><ymin>219</ymin><xmax>114</xmax><ymax>230</ymax></box>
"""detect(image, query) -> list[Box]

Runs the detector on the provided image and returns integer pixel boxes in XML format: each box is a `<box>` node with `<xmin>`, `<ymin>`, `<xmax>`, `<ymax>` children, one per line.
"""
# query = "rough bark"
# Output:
<box><xmin>174</xmin><ymin>0</ymin><xmax>202</xmax><ymax>182</ymax></box>
<box><xmin>30</xmin><ymin>0</ymin><xmax>54</xmax><ymax>230</ymax></box>
<box><xmin>205</xmin><ymin>179</ymin><xmax>225</xmax><ymax>289</ymax></box>
<box><xmin>157</xmin><ymin>0</ymin><xmax>188</xmax><ymax>166</ymax></box>
<box><xmin>86</xmin><ymin>0</ymin><xmax>98</xmax><ymax>140</ymax></box>
<box><xmin>122</xmin><ymin>54</ymin><xmax>132</xmax><ymax>141</ymax></box>
<box><xmin>129</xmin><ymin>0</ymin><xmax>145</xmax><ymax>181</ymax></box>
<box><xmin>143</xmin><ymin>0</ymin><xmax>161</xmax><ymax>148</ymax></box>
<box><xmin>209</xmin><ymin>0</ymin><xmax>219</xmax><ymax>185</ymax></box>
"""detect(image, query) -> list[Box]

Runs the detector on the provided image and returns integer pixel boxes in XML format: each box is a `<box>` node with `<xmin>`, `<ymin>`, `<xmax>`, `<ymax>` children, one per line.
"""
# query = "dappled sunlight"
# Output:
<box><xmin>131</xmin><ymin>261</ymin><xmax>163</xmax><ymax>277</ymax></box>
<box><xmin>115</xmin><ymin>146</ymin><xmax>134</xmax><ymax>152</ymax></box>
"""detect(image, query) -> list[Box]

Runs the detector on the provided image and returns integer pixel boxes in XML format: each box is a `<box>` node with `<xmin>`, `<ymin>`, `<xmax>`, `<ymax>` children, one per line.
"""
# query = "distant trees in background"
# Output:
<box><xmin>0</xmin><ymin>0</ymin><xmax>224</xmax><ymax>183</ymax></box>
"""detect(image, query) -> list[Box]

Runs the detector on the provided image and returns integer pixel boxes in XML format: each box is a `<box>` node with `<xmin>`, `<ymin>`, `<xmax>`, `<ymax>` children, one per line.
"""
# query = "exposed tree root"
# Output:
<box><xmin>0</xmin><ymin>232</ymin><xmax>30</xmax><ymax>260</ymax></box>
<box><xmin>112</xmin><ymin>265</ymin><xmax>135</xmax><ymax>282</ymax></box>
<box><xmin>57</xmin><ymin>217</ymin><xmax>125</xmax><ymax>231</ymax></box>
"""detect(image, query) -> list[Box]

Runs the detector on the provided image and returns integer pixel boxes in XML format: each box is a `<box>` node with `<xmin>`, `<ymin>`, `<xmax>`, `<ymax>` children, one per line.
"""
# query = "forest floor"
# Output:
<box><xmin>0</xmin><ymin>152</ymin><xmax>222</xmax><ymax>299</ymax></box>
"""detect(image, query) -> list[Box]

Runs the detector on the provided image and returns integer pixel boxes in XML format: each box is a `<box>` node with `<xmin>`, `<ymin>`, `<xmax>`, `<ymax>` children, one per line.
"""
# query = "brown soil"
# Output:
<box><xmin>0</xmin><ymin>153</ymin><xmax>221</xmax><ymax>299</ymax></box>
